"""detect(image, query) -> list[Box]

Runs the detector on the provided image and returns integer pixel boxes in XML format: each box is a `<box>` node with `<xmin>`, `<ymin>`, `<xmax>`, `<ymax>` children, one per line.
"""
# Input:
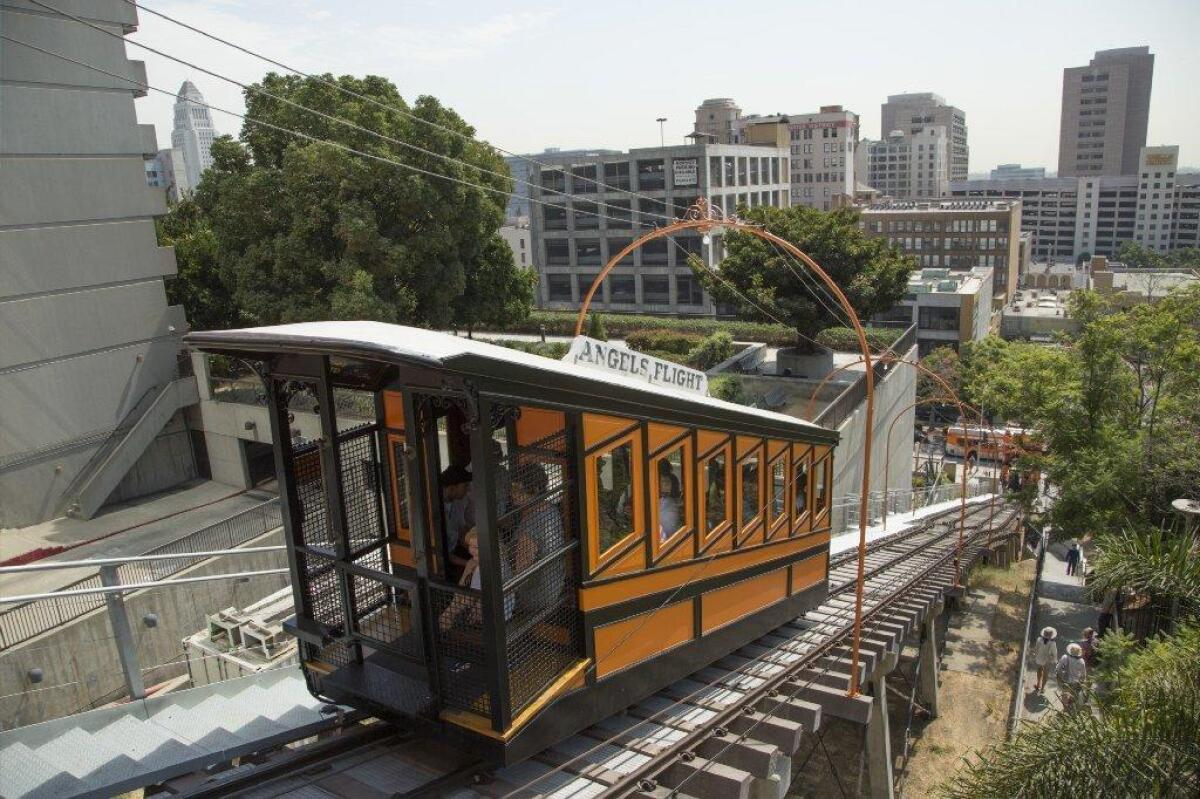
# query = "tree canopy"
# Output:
<box><xmin>693</xmin><ymin>205</ymin><xmax>914</xmax><ymax>351</ymax></box>
<box><xmin>162</xmin><ymin>73</ymin><xmax>535</xmax><ymax>331</ymax></box>
<box><xmin>1117</xmin><ymin>241</ymin><xmax>1200</xmax><ymax>271</ymax></box>
<box><xmin>960</xmin><ymin>286</ymin><xmax>1200</xmax><ymax>539</ymax></box>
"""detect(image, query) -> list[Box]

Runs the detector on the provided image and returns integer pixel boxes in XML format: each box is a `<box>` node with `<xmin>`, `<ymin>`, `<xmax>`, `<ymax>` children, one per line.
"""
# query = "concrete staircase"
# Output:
<box><xmin>63</xmin><ymin>376</ymin><xmax>198</xmax><ymax>520</ymax></box>
<box><xmin>0</xmin><ymin>668</ymin><xmax>340</xmax><ymax>799</ymax></box>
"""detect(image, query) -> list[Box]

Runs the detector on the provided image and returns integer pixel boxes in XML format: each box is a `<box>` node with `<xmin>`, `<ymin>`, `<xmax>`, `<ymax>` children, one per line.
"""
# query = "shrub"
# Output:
<box><xmin>814</xmin><ymin>326</ymin><xmax>903</xmax><ymax>353</ymax></box>
<box><xmin>586</xmin><ymin>313</ymin><xmax>608</xmax><ymax>341</ymax></box>
<box><xmin>625</xmin><ymin>329</ymin><xmax>704</xmax><ymax>355</ymax></box>
<box><xmin>492</xmin><ymin>340</ymin><xmax>569</xmax><ymax>360</ymax></box>
<box><xmin>476</xmin><ymin>310</ymin><xmax>796</xmax><ymax>345</ymax></box>
<box><xmin>709</xmin><ymin>375</ymin><xmax>747</xmax><ymax>404</ymax></box>
<box><xmin>687</xmin><ymin>331</ymin><xmax>736</xmax><ymax>370</ymax></box>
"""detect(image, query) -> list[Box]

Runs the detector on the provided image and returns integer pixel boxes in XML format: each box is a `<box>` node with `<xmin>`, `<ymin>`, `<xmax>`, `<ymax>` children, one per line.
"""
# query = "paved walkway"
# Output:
<box><xmin>0</xmin><ymin>480</ymin><xmax>277</xmax><ymax>597</ymax></box>
<box><xmin>1020</xmin><ymin>539</ymin><xmax>1096</xmax><ymax>722</ymax></box>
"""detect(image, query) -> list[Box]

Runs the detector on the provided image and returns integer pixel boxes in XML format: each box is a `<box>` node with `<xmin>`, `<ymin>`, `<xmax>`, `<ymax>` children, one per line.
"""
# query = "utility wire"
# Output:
<box><xmin>29</xmin><ymin>0</ymin><xmax>685</xmax><ymax>225</ymax></box>
<box><xmin>120</xmin><ymin>0</ymin><xmax>692</xmax><ymax>206</ymax></box>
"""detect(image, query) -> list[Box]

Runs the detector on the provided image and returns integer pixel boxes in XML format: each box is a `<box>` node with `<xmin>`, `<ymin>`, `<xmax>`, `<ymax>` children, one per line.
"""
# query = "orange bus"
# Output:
<box><xmin>944</xmin><ymin>425</ymin><xmax>1041</xmax><ymax>464</ymax></box>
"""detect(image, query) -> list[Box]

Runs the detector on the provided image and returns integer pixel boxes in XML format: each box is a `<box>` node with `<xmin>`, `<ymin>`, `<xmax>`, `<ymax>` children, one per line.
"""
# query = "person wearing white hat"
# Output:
<box><xmin>1056</xmin><ymin>642</ymin><xmax>1087</xmax><ymax>712</ymax></box>
<box><xmin>1031</xmin><ymin>626</ymin><xmax>1058</xmax><ymax>693</ymax></box>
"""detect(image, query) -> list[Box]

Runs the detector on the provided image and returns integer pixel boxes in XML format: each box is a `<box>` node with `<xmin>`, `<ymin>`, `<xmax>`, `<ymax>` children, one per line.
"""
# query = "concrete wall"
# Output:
<box><xmin>0</xmin><ymin>530</ymin><xmax>289</xmax><ymax>730</ymax></box>
<box><xmin>0</xmin><ymin>1</ymin><xmax>192</xmax><ymax>527</ymax></box>
<box><xmin>107</xmin><ymin>411</ymin><xmax>198</xmax><ymax>505</ymax></box>
<box><xmin>829</xmin><ymin>346</ymin><xmax>917</xmax><ymax>533</ymax></box>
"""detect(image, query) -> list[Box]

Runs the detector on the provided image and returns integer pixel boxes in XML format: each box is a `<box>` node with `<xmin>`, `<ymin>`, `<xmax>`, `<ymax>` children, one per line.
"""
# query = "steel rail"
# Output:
<box><xmin>602</xmin><ymin>506</ymin><xmax>1016</xmax><ymax>797</ymax></box>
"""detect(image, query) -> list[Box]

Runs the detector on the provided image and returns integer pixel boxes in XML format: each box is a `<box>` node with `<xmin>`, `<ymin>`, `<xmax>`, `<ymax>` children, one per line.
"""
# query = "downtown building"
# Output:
<box><xmin>856</xmin><ymin>127</ymin><xmax>951</xmax><ymax>200</ymax></box>
<box><xmin>693</xmin><ymin>99</ymin><xmax>860</xmax><ymax>210</ymax></box>
<box><xmin>530</xmin><ymin>142</ymin><xmax>791</xmax><ymax>315</ymax></box>
<box><xmin>874</xmin><ymin>267</ymin><xmax>993</xmax><ymax>356</ymax></box>
<box><xmin>1058</xmin><ymin>47</ymin><xmax>1154</xmax><ymax>177</ymax></box>
<box><xmin>1</xmin><ymin>0</ymin><xmax>197</xmax><ymax>527</ymax></box>
<box><xmin>504</xmin><ymin>147</ymin><xmax>620</xmax><ymax>223</ymax></box>
<box><xmin>952</xmin><ymin>146</ymin><xmax>1199</xmax><ymax>262</ymax></box>
<box><xmin>881</xmin><ymin>93</ymin><xmax>969</xmax><ymax>182</ymax></box>
<box><xmin>858</xmin><ymin>199</ymin><xmax>1023</xmax><ymax>304</ymax></box>
<box><xmin>170</xmin><ymin>79</ymin><xmax>219</xmax><ymax>194</ymax></box>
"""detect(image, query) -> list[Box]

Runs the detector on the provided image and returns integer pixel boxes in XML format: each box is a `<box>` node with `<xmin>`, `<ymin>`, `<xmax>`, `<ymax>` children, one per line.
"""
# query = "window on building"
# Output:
<box><xmin>607</xmin><ymin>199</ymin><xmax>632</xmax><ymax>228</ymax></box>
<box><xmin>546</xmin><ymin>274</ymin><xmax>572</xmax><ymax>301</ymax></box>
<box><xmin>610</xmin><ymin>275</ymin><xmax>636</xmax><ymax>304</ymax></box>
<box><xmin>917</xmin><ymin>306</ymin><xmax>960</xmax><ymax>331</ymax></box>
<box><xmin>639</xmin><ymin>197</ymin><xmax>667</xmax><ymax>227</ymax></box>
<box><xmin>643</xmin><ymin>275</ymin><xmax>670</xmax><ymax>305</ymax></box>
<box><xmin>709</xmin><ymin>156</ymin><xmax>723</xmax><ymax>187</ymax></box>
<box><xmin>577</xmin><ymin>273</ymin><xmax>600</xmax><ymax>300</ymax></box>
<box><xmin>637</xmin><ymin>159</ymin><xmax>665</xmax><ymax>190</ymax></box>
<box><xmin>676</xmin><ymin>273</ymin><xmax>704</xmax><ymax>305</ymax></box>
<box><xmin>573</xmin><ymin>201</ymin><xmax>600</xmax><ymax>229</ymax></box>
<box><xmin>576</xmin><ymin>239</ymin><xmax>602</xmax><ymax>265</ymax></box>
<box><xmin>642</xmin><ymin>237</ymin><xmax>669</xmax><ymax>265</ymax></box>
<box><xmin>608</xmin><ymin>237</ymin><xmax>634</xmax><ymax>265</ymax></box>
<box><xmin>571</xmin><ymin>164</ymin><xmax>598</xmax><ymax>194</ymax></box>
<box><xmin>541</xmin><ymin>168</ymin><xmax>566</xmax><ymax>192</ymax></box>
<box><xmin>604</xmin><ymin>161</ymin><xmax>631</xmax><ymax>190</ymax></box>
<box><xmin>544</xmin><ymin>204</ymin><xmax>568</xmax><ymax>230</ymax></box>
<box><xmin>545</xmin><ymin>239</ymin><xmax>569</xmax><ymax>265</ymax></box>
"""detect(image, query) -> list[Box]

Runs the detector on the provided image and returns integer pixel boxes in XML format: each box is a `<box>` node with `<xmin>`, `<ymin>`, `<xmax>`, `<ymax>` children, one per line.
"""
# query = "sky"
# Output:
<box><xmin>130</xmin><ymin>0</ymin><xmax>1200</xmax><ymax>174</ymax></box>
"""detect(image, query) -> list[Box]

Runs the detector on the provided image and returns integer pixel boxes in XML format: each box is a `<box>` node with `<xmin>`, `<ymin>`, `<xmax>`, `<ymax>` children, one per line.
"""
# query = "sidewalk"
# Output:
<box><xmin>0</xmin><ymin>480</ymin><xmax>277</xmax><ymax>597</ymax></box>
<box><xmin>1020</xmin><ymin>540</ymin><xmax>1095</xmax><ymax>722</ymax></box>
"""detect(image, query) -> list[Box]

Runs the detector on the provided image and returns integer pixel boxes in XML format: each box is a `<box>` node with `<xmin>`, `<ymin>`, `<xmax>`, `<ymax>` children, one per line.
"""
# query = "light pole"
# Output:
<box><xmin>656</xmin><ymin>117</ymin><xmax>667</xmax><ymax>147</ymax></box>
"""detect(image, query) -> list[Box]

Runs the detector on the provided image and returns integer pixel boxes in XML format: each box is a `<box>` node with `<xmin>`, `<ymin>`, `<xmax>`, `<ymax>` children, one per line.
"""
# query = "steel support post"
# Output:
<box><xmin>100</xmin><ymin>565</ymin><xmax>145</xmax><ymax>701</ymax></box>
<box><xmin>918</xmin><ymin>609</ymin><xmax>940</xmax><ymax>718</ymax></box>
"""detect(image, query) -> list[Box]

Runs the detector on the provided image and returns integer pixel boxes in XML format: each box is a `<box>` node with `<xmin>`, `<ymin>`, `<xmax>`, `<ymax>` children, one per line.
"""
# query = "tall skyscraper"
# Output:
<box><xmin>881</xmin><ymin>93</ymin><xmax>968</xmax><ymax>182</ymax></box>
<box><xmin>1057</xmin><ymin>47</ymin><xmax>1154</xmax><ymax>177</ymax></box>
<box><xmin>170</xmin><ymin>80</ymin><xmax>218</xmax><ymax>193</ymax></box>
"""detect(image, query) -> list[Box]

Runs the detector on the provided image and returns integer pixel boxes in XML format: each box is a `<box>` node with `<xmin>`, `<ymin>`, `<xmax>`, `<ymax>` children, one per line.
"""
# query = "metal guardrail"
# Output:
<box><xmin>1010</xmin><ymin>527</ymin><xmax>1047</xmax><ymax>736</ymax></box>
<box><xmin>0</xmin><ymin>497</ymin><xmax>282</xmax><ymax>650</ymax></box>
<box><xmin>813</xmin><ymin>323</ymin><xmax>917</xmax><ymax>429</ymax></box>
<box><xmin>832</xmin><ymin>477</ymin><xmax>998</xmax><ymax>535</ymax></box>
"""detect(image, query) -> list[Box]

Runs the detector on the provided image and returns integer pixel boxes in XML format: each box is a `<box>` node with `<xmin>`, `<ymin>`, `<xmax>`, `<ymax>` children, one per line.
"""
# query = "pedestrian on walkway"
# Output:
<box><xmin>1079</xmin><ymin>627</ymin><xmax>1099</xmax><ymax>666</ymax></box>
<box><xmin>1065</xmin><ymin>540</ymin><xmax>1081</xmax><ymax>576</ymax></box>
<box><xmin>1056</xmin><ymin>642</ymin><xmax>1087</xmax><ymax>712</ymax></box>
<box><xmin>1032</xmin><ymin>626</ymin><xmax>1058</xmax><ymax>693</ymax></box>
<box><xmin>1098</xmin><ymin>589</ymin><xmax>1118</xmax><ymax>637</ymax></box>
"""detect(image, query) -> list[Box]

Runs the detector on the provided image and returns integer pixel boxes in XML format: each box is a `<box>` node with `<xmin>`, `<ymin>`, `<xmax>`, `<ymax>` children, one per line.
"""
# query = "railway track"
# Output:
<box><xmin>204</xmin><ymin>498</ymin><xmax>1020</xmax><ymax>799</ymax></box>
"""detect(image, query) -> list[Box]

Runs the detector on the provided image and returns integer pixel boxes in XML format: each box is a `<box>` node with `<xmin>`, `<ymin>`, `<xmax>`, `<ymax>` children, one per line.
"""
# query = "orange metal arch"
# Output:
<box><xmin>572</xmin><ymin>200</ymin><xmax>878</xmax><ymax>697</ymax></box>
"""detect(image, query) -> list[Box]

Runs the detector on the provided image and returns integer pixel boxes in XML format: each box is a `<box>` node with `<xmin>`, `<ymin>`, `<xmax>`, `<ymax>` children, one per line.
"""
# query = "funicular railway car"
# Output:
<box><xmin>186</xmin><ymin>322</ymin><xmax>838</xmax><ymax>764</ymax></box>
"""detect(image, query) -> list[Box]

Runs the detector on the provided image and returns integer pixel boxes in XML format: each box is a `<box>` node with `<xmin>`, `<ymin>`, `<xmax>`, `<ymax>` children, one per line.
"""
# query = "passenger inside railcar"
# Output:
<box><xmin>657</xmin><ymin>458</ymin><xmax>684</xmax><ymax>541</ymax></box>
<box><xmin>441</xmin><ymin>465</ymin><xmax>474</xmax><ymax>583</ymax></box>
<box><xmin>508</xmin><ymin>464</ymin><xmax>567</xmax><ymax>610</ymax></box>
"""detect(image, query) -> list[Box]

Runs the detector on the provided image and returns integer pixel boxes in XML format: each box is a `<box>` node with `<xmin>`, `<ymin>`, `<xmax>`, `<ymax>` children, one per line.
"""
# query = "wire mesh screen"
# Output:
<box><xmin>293</xmin><ymin>442</ymin><xmax>334</xmax><ymax>550</ymax></box>
<box><xmin>297</xmin><ymin>550</ymin><xmax>344</xmax><ymax>637</ymax></box>
<box><xmin>428</xmin><ymin>583</ymin><xmax>490</xmax><ymax>716</ymax></box>
<box><xmin>350</xmin><ymin>548</ymin><xmax>424</xmax><ymax>662</ymax></box>
<box><xmin>337</xmin><ymin>423</ymin><xmax>386</xmax><ymax>551</ymax></box>
<box><xmin>505</xmin><ymin>556</ymin><xmax>582</xmax><ymax>713</ymax></box>
<box><xmin>494</xmin><ymin>428</ymin><xmax>582</xmax><ymax>714</ymax></box>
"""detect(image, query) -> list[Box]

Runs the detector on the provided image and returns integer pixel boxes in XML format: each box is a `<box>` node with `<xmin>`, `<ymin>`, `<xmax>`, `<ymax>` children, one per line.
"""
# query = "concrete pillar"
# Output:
<box><xmin>918</xmin><ymin>610</ymin><xmax>940</xmax><ymax>718</ymax></box>
<box><xmin>866</xmin><ymin>673</ymin><xmax>895</xmax><ymax>799</ymax></box>
<box><xmin>100</xmin><ymin>566</ymin><xmax>145</xmax><ymax>701</ymax></box>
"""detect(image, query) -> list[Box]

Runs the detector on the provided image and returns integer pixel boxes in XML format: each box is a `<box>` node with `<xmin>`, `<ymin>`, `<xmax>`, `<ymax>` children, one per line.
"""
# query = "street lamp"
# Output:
<box><xmin>656</xmin><ymin>117</ymin><xmax>667</xmax><ymax>147</ymax></box>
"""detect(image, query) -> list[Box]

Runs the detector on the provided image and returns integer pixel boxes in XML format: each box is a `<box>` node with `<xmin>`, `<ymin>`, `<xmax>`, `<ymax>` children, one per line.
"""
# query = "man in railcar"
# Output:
<box><xmin>441</xmin><ymin>465</ymin><xmax>475</xmax><ymax>582</ymax></box>
<box><xmin>508</xmin><ymin>464</ymin><xmax>567</xmax><ymax>612</ymax></box>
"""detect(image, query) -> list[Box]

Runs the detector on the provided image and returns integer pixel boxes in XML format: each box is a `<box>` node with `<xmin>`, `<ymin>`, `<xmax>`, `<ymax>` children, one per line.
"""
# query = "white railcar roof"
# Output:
<box><xmin>187</xmin><ymin>321</ymin><xmax>833</xmax><ymax>438</ymax></box>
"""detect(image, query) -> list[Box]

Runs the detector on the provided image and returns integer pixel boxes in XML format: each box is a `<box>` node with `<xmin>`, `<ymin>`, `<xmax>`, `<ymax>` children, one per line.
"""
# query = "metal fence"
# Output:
<box><xmin>0</xmin><ymin>498</ymin><xmax>282</xmax><ymax>650</ymax></box>
<box><xmin>814</xmin><ymin>323</ymin><xmax>918</xmax><ymax>430</ymax></box>
<box><xmin>832</xmin><ymin>476</ymin><xmax>999</xmax><ymax>536</ymax></box>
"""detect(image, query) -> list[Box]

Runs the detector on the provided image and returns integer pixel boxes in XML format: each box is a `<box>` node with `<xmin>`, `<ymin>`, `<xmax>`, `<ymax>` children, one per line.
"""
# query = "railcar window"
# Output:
<box><xmin>741</xmin><ymin>455</ymin><xmax>760</xmax><ymax>528</ymax></box>
<box><xmin>770</xmin><ymin>457</ymin><xmax>786</xmax><ymax>525</ymax></box>
<box><xmin>656</xmin><ymin>446</ymin><xmax>685</xmax><ymax>542</ymax></box>
<box><xmin>794</xmin><ymin>458</ymin><xmax>809</xmax><ymax>519</ymax></box>
<box><xmin>704</xmin><ymin>451</ymin><xmax>728</xmax><ymax>535</ymax></box>
<box><xmin>389</xmin><ymin>439</ymin><xmax>412</xmax><ymax>529</ymax></box>
<box><xmin>596</xmin><ymin>441</ymin><xmax>635</xmax><ymax>555</ymax></box>
<box><xmin>815</xmin><ymin>457</ymin><xmax>829</xmax><ymax>514</ymax></box>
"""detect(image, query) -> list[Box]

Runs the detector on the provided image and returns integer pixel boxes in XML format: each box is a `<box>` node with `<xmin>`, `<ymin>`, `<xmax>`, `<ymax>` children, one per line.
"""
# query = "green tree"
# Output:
<box><xmin>1116</xmin><ymin>241</ymin><xmax>1162</xmax><ymax>269</ymax></box>
<box><xmin>158</xmin><ymin>198</ymin><xmax>234</xmax><ymax>330</ymax></box>
<box><xmin>163</xmin><ymin>74</ymin><xmax>535</xmax><ymax>331</ymax></box>
<box><xmin>709</xmin><ymin>375</ymin><xmax>747</xmax><ymax>404</ymax></box>
<box><xmin>917</xmin><ymin>346</ymin><xmax>962</xmax><ymax>405</ymax></box>
<box><xmin>694</xmin><ymin>205</ymin><xmax>914</xmax><ymax>351</ymax></box>
<box><xmin>586</xmin><ymin>313</ymin><xmax>608</xmax><ymax>341</ymax></box>
<box><xmin>686</xmin><ymin>331</ymin><xmax>735</xmax><ymax>370</ymax></box>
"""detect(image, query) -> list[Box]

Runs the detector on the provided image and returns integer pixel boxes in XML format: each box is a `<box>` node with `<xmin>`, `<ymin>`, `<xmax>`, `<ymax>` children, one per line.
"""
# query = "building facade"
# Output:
<box><xmin>881</xmin><ymin>92</ymin><xmax>968</xmax><ymax>182</ymax></box>
<box><xmin>1058</xmin><ymin>47</ymin><xmax>1154</xmax><ymax>177</ymax></box>
<box><xmin>736</xmin><ymin>107</ymin><xmax>859</xmax><ymax>211</ymax></box>
<box><xmin>953</xmin><ymin>146</ymin><xmax>1199</xmax><ymax>261</ymax></box>
<box><xmin>991</xmin><ymin>164</ymin><xmax>1046</xmax><ymax>180</ymax></box>
<box><xmin>859</xmin><ymin>127</ymin><xmax>951</xmax><ymax>199</ymax></box>
<box><xmin>693</xmin><ymin>98</ymin><xmax>742</xmax><ymax>145</ymax></box>
<box><xmin>859</xmin><ymin>199</ymin><xmax>1022</xmax><ymax>303</ymax></box>
<box><xmin>170</xmin><ymin>80</ymin><xmax>218</xmax><ymax>194</ymax></box>
<box><xmin>499</xmin><ymin>223</ymin><xmax>533</xmax><ymax>269</ymax></box>
<box><xmin>875</xmin><ymin>268</ymin><xmax>993</xmax><ymax>355</ymax></box>
<box><xmin>1</xmin><ymin>0</ymin><xmax>196</xmax><ymax>527</ymax></box>
<box><xmin>503</xmin><ymin>147</ymin><xmax>620</xmax><ymax>223</ymax></box>
<box><xmin>530</xmin><ymin>143</ymin><xmax>791</xmax><ymax>315</ymax></box>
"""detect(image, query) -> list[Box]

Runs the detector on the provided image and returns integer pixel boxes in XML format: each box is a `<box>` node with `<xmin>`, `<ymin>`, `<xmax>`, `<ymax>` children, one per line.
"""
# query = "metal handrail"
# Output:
<box><xmin>0</xmin><ymin>497</ymin><xmax>282</xmax><ymax>650</ymax></box>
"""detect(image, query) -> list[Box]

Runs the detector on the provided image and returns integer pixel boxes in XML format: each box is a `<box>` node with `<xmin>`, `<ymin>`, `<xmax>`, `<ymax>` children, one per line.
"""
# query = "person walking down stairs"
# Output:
<box><xmin>1031</xmin><ymin>626</ymin><xmax>1058</xmax><ymax>693</ymax></box>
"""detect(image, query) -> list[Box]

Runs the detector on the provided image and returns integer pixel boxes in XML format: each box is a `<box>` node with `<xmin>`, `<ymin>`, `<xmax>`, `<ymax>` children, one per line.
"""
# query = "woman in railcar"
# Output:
<box><xmin>657</xmin><ymin>461</ymin><xmax>683</xmax><ymax>541</ymax></box>
<box><xmin>509</xmin><ymin>464</ymin><xmax>567</xmax><ymax>609</ymax></box>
